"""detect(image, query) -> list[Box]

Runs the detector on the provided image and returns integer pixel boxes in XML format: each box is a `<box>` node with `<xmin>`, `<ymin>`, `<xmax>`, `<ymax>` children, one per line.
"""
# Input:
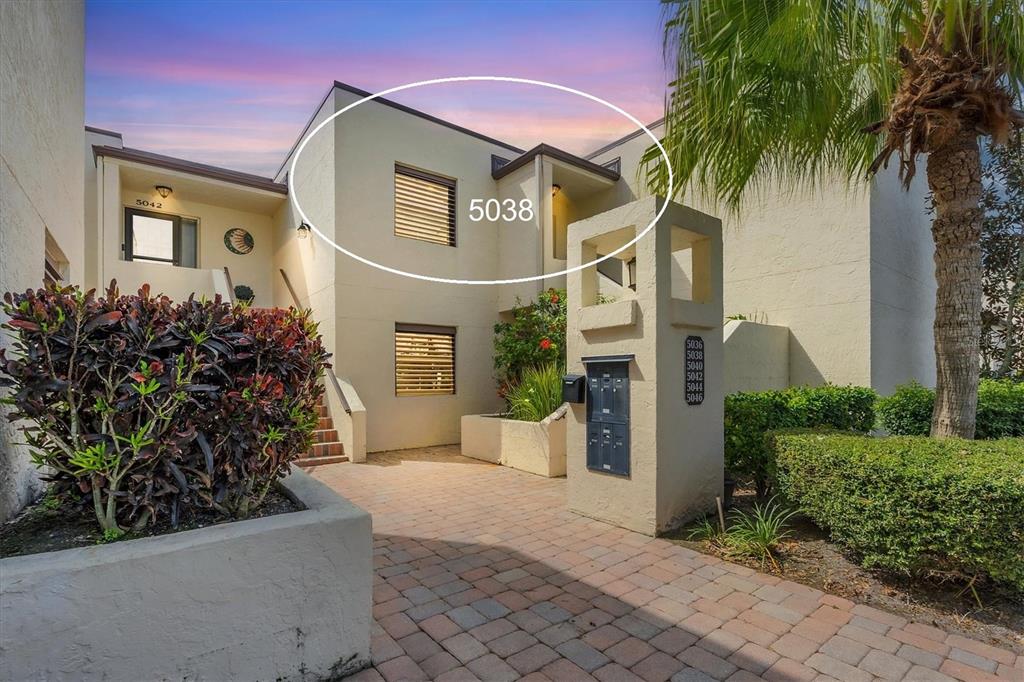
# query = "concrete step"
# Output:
<box><xmin>293</xmin><ymin>454</ymin><xmax>349</xmax><ymax>468</ymax></box>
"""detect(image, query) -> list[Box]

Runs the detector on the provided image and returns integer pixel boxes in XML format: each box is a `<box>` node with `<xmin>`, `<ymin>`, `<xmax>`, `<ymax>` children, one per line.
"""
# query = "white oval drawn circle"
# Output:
<box><xmin>288</xmin><ymin>76</ymin><xmax>673</xmax><ymax>285</ymax></box>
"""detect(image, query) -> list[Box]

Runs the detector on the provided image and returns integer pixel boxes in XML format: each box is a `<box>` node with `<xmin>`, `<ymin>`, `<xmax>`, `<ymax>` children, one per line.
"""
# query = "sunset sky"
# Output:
<box><xmin>85</xmin><ymin>0</ymin><xmax>668</xmax><ymax>176</ymax></box>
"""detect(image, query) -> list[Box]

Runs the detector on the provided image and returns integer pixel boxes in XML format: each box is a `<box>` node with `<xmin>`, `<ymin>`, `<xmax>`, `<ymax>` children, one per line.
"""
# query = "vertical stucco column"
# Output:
<box><xmin>566</xmin><ymin>197</ymin><xmax>724</xmax><ymax>536</ymax></box>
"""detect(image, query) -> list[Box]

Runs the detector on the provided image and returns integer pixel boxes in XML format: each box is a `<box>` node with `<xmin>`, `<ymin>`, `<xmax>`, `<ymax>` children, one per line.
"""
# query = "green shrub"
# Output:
<box><xmin>725</xmin><ymin>385</ymin><xmax>876</xmax><ymax>496</ymax></box>
<box><xmin>773</xmin><ymin>432</ymin><xmax>1024</xmax><ymax>591</ymax></box>
<box><xmin>877</xmin><ymin>379</ymin><xmax>1024</xmax><ymax>438</ymax></box>
<box><xmin>875</xmin><ymin>382</ymin><xmax>933</xmax><ymax>436</ymax></box>
<box><xmin>506</xmin><ymin>363</ymin><xmax>564</xmax><ymax>422</ymax></box>
<box><xmin>0</xmin><ymin>282</ymin><xmax>328</xmax><ymax>534</ymax></box>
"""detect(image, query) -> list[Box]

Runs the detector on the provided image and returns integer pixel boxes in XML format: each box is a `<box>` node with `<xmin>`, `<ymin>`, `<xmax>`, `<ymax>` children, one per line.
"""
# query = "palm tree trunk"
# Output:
<box><xmin>927</xmin><ymin>131</ymin><xmax>984</xmax><ymax>438</ymax></box>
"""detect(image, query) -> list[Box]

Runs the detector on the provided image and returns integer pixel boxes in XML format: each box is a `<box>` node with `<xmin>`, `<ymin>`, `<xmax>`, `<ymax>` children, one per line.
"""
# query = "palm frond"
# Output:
<box><xmin>643</xmin><ymin>0</ymin><xmax>1024</xmax><ymax>210</ymax></box>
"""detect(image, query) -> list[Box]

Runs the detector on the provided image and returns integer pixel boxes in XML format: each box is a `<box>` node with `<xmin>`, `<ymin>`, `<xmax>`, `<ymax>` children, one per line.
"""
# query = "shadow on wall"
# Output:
<box><xmin>366</xmin><ymin>531</ymin><xmax>827</xmax><ymax>680</ymax></box>
<box><xmin>787</xmin><ymin>332</ymin><xmax>826</xmax><ymax>388</ymax></box>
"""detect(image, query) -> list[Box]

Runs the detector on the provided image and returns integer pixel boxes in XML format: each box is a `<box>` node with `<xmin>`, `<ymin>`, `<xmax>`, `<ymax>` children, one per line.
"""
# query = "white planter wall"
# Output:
<box><xmin>461</xmin><ymin>408</ymin><xmax>567</xmax><ymax>477</ymax></box>
<box><xmin>0</xmin><ymin>469</ymin><xmax>372</xmax><ymax>681</ymax></box>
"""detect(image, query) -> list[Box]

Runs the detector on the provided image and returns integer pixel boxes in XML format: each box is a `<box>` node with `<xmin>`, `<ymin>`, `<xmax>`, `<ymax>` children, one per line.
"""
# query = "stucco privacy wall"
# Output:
<box><xmin>1</xmin><ymin>470</ymin><xmax>373</xmax><ymax>681</ymax></box>
<box><xmin>307</xmin><ymin>87</ymin><xmax>516</xmax><ymax>452</ymax></box>
<box><xmin>585</xmin><ymin>122</ymin><xmax>934</xmax><ymax>392</ymax></box>
<box><xmin>723</xmin><ymin>319</ymin><xmax>790</xmax><ymax>392</ymax></box>
<box><xmin>0</xmin><ymin>1</ymin><xmax>85</xmax><ymax>522</ymax></box>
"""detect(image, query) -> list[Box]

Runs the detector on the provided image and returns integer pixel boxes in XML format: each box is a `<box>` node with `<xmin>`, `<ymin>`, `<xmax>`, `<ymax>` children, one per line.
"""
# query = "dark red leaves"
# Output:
<box><xmin>83</xmin><ymin>311</ymin><xmax>123</xmax><ymax>333</ymax></box>
<box><xmin>0</xmin><ymin>280</ymin><xmax>329</xmax><ymax>530</ymax></box>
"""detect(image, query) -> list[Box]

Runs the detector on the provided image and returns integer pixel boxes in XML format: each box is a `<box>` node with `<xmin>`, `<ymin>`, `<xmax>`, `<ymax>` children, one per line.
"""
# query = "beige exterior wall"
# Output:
<box><xmin>0</xmin><ymin>0</ymin><xmax>85</xmax><ymax>522</ymax></box>
<box><xmin>723</xmin><ymin>320</ymin><xmax>790</xmax><ymax>392</ymax></box>
<box><xmin>292</xmin><ymin>88</ymin><xmax>522</xmax><ymax>452</ymax></box>
<box><xmin>586</xmin><ymin>122</ymin><xmax>934</xmax><ymax>392</ymax></box>
<box><xmin>868</xmin><ymin>164</ymin><xmax>936</xmax><ymax>394</ymax></box>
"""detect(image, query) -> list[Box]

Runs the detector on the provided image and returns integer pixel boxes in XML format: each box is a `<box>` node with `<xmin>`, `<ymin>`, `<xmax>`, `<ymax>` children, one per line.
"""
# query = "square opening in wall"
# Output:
<box><xmin>670</xmin><ymin>226</ymin><xmax>711</xmax><ymax>303</ymax></box>
<box><xmin>581</xmin><ymin>225</ymin><xmax>636</xmax><ymax>306</ymax></box>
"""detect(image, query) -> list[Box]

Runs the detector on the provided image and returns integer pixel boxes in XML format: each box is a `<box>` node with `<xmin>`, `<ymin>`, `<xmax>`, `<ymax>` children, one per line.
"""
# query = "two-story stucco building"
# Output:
<box><xmin>2</xmin><ymin>2</ymin><xmax>935</xmax><ymax>518</ymax></box>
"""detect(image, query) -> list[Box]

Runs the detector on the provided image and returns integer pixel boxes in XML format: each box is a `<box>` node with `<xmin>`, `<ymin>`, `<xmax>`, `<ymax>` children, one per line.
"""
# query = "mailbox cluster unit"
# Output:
<box><xmin>582</xmin><ymin>356</ymin><xmax>632</xmax><ymax>476</ymax></box>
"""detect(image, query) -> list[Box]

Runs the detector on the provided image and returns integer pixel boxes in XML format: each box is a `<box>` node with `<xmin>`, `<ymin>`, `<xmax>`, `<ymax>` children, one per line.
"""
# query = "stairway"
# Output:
<box><xmin>293</xmin><ymin>397</ymin><xmax>349</xmax><ymax>468</ymax></box>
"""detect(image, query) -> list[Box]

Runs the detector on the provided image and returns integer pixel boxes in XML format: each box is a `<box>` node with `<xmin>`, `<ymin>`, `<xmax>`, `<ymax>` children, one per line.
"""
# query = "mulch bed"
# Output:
<box><xmin>0</xmin><ymin>486</ymin><xmax>303</xmax><ymax>559</ymax></box>
<box><xmin>663</xmin><ymin>489</ymin><xmax>1023</xmax><ymax>654</ymax></box>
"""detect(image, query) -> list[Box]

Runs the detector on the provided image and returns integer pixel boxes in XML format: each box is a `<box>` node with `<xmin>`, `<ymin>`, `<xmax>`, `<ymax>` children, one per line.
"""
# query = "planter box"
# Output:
<box><xmin>461</xmin><ymin>407</ymin><xmax>567</xmax><ymax>477</ymax></box>
<box><xmin>1</xmin><ymin>469</ymin><xmax>372</xmax><ymax>681</ymax></box>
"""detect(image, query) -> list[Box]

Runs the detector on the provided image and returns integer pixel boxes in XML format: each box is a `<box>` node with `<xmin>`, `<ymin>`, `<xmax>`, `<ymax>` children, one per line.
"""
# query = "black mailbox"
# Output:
<box><xmin>562</xmin><ymin>374</ymin><xmax>585</xmax><ymax>403</ymax></box>
<box><xmin>582</xmin><ymin>355</ymin><xmax>633</xmax><ymax>477</ymax></box>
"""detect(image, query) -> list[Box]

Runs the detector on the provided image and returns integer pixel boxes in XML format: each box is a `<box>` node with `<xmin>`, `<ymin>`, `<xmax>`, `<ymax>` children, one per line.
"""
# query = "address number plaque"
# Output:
<box><xmin>685</xmin><ymin>335</ymin><xmax>705</xmax><ymax>406</ymax></box>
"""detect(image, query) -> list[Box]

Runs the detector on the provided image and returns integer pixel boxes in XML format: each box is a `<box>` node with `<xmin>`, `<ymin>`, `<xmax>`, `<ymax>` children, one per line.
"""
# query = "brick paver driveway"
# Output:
<box><xmin>313</xmin><ymin>447</ymin><xmax>1022</xmax><ymax>682</ymax></box>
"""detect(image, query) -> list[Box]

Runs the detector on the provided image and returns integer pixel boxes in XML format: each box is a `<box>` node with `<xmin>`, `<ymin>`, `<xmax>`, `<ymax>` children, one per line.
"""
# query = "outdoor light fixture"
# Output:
<box><xmin>154</xmin><ymin>185</ymin><xmax>173</xmax><ymax>198</ymax></box>
<box><xmin>551</xmin><ymin>184</ymin><xmax>562</xmax><ymax>196</ymax></box>
<box><xmin>297</xmin><ymin>222</ymin><xmax>311</xmax><ymax>239</ymax></box>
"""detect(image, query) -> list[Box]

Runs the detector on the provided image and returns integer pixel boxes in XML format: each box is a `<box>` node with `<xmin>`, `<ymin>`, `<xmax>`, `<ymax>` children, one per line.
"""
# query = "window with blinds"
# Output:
<box><xmin>395</xmin><ymin>324</ymin><xmax>456</xmax><ymax>396</ymax></box>
<box><xmin>394</xmin><ymin>164</ymin><xmax>456</xmax><ymax>246</ymax></box>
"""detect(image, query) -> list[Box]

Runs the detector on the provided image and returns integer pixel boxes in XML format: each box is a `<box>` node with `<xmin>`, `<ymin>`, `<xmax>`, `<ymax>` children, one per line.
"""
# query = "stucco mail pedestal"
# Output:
<box><xmin>566</xmin><ymin>197</ymin><xmax>725</xmax><ymax>536</ymax></box>
<box><xmin>0</xmin><ymin>468</ymin><xmax>372</xmax><ymax>682</ymax></box>
<box><xmin>461</xmin><ymin>409</ymin><xmax>567</xmax><ymax>477</ymax></box>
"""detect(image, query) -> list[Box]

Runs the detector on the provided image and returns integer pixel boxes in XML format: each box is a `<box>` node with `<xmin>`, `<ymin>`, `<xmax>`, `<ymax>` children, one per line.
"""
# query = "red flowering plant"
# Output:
<box><xmin>493</xmin><ymin>288</ymin><xmax>566</xmax><ymax>394</ymax></box>
<box><xmin>0</xmin><ymin>281</ymin><xmax>328</xmax><ymax>536</ymax></box>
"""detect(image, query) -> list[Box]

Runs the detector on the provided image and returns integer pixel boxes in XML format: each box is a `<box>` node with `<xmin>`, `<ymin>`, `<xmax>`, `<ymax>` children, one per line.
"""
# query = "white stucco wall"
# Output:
<box><xmin>868</xmin><ymin>164</ymin><xmax>936</xmax><ymax>394</ymax></box>
<box><xmin>1</xmin><ymin>470</ymin><xmax>373</xmax><ymax>681</ymax></box>
<box><xmin>723</xmin><ymin>319</ymin><xmax>790</xmax><ymax>392</ymax></box>
<box><xmin>0</xmin><ymin>0</ymin><xmax>85</xmax><ymax>522</ymax></box>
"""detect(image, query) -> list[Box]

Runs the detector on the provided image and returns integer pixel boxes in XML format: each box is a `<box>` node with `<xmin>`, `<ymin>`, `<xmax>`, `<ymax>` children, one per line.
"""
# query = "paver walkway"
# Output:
<box><xmin>313</xmin><ymin>447</ymin><xmax>1022</xmax><ymax>682</ymax></box>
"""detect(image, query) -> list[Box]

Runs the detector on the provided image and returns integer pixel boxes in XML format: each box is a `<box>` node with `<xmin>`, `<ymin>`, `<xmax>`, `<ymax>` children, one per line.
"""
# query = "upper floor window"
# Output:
<box><xmin>394</xmin><ymin>164</ymin><xmax>456</xmax><ymax>247</ymax></box>
<box><xmin>123</xmin><ymin>208</ymin><xmax>197</xmax><ymax>267</ymax></box>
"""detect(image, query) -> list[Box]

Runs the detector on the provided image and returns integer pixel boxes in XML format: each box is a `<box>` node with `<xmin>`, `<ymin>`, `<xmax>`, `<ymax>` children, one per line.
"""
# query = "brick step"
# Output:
<box><xmin>318</xmin><ymin>416</ymin><xmax>334</xmax><ymax>430</ymax></box>
<box><xmin>307</xmin><ymin>441</ymin><xmax>344</xmax><ymax>458</ymax></box>
<box><xmin>312</xmin><ymin>429</ymin><xmax>339</xmax><ymax>443</ymax></box>
<box><xmin>318</xmin><ymin>404</ymin><xmax>329</xmax><ymax>418</ymax></box>
<box><xmin>293</xmin><ymin>454</ymin><xmax>349</xmax><ymax>468</ymax></box>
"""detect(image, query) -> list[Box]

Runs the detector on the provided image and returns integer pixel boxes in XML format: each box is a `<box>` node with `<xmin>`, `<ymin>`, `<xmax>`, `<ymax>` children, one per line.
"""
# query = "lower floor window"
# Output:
<box><xmin>395</xmin><ymin>323</ymin><xmax>456</xmax><ymax>396</ymax></box>
<box><xmin>123</xmin><ymin>208</ymin><xmax>197</xmax><ymax>267</ymax></box>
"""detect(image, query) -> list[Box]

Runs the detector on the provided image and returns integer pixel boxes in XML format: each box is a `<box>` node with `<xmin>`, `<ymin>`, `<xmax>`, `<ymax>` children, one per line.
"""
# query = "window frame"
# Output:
<box><xmin>393</xmin><ymin>164</ymin><xmax>457</xmax><ymax>248</ymax></box>
<box><xmin>394</xmin><ymin>322</ymin><xmax>457</xmax><ymax>397</ymax></box>
<box><xmin>123</xmin><ymin>207</ymin><xmax>183</xmax><ymax>266</ymax></box>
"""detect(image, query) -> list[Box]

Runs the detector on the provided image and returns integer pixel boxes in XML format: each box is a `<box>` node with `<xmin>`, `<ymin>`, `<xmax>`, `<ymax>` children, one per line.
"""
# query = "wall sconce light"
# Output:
<box><xmin>551</xmin><ymin>184</ymin><xmax>562</xmax><ymax>197</ymax></box>
<box><xmin>297</xmin><ymin>222</ymin><xmax>311</xmax><ymax>239</ymax></box>
<box><xmin>154</xmin><ymin>185</ymin><xmax>173</xmax><ymax>198</ymax></box>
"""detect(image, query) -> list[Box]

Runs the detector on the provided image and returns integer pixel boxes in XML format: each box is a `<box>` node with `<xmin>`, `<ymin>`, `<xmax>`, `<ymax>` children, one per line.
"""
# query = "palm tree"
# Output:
<box><xmin>642</xmin><ymin>0</ymin><xmax>1022</xmax><ymax>438</ymax></box>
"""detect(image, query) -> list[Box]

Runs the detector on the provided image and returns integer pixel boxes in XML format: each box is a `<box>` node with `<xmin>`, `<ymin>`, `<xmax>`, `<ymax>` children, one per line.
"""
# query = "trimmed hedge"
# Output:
<box><xmin>724</xmin><ymin>385</ymin><xmax>876</xmax><ymax>496</ymax></box>
<box><xmin>773</xmin><ymin>432</ymin><xmax>1024</xmax><ymax>591</ymax></box>
<box><xmin>876</xmin><ymin>379</ymin><xmax>1024</xmax><ymax>438</ymax></box>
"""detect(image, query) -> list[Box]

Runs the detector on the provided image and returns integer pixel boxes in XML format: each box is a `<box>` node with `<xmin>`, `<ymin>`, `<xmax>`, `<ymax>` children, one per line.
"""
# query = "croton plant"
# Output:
<box><xmin>0</xmin><ymin>281</ymin><xmax>329</xmax><ymax>536</ymax></box>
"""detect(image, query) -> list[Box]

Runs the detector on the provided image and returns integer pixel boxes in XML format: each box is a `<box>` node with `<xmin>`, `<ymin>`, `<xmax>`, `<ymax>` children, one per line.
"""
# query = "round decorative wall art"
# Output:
<box><xmin>224</xmin><ymin>228</ymin><xmax>254</xmax><ymax>255</ymax></box>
